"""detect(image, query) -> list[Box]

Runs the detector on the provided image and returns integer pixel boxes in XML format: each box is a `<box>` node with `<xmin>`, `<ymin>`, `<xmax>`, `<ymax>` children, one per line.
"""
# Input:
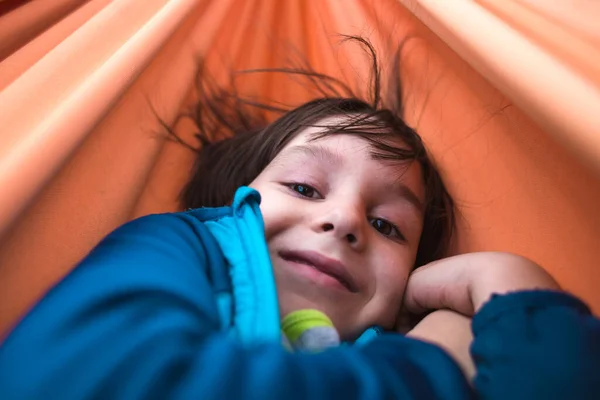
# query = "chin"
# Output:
<box><xmin>277</xmin><ymin>292</ymin><xmax>325</xmax><ymax>319</ymax></box>
<box><xmin>273</xmin><ymin>268</ymin><xmax>373</xmax><ymax>340</ymax></box>
<box><xmin>277</xmin><ymin>292</ymin><xmax>365</xmax><ymax>341</ymax></box>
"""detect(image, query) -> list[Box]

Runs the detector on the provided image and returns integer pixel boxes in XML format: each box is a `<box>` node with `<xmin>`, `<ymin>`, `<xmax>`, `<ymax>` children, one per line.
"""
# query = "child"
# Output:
<box><xmin>0</xmin><ymin>47</ymin><xmax>599</xmax><ymax>399</ymax></box>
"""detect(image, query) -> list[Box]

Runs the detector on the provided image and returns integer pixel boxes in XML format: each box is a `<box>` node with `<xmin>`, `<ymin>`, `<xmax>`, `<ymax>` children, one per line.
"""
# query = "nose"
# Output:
<box><xmin>313</xmin><ymin>204</ymin><xmax>367</xmax><ymax>249</ymax></box>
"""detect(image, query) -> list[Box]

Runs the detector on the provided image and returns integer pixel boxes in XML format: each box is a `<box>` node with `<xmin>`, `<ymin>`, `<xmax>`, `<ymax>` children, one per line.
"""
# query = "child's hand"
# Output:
<box><xmin>403</xmin><ymin>252</ymin><xmax>560</xmax><ymax>316</ymax></box>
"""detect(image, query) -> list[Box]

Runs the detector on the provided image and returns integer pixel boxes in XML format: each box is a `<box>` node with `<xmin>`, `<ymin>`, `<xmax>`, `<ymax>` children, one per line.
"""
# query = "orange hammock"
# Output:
<box><xmin>1</xmin><ymin>0</ymin><xmax>599</xmax><ymax>337</ymax></box>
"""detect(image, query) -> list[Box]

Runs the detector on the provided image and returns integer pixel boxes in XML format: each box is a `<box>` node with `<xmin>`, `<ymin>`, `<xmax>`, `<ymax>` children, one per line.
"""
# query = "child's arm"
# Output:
<box><xmin>0</xmin><ymin>213</ymin><xmax>473</xmax><ymax>400</ymax></box>
<box><xmin>404</xmin><ymin>252</ymin><xmax>600</xmax><ymax>399</ymax></box>
<box><xmin>406</xmin><ymin>310</ymin><xmax>475</xmax><ymax>380</ymax></box>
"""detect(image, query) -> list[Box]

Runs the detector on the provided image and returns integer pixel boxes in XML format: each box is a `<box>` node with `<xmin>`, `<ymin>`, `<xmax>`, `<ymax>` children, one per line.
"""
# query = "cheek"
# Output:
<box><xmin>253</xmin><ymin>186</ymin><xmax>292</xmax><ymax>240</ymax></box>
<box><xmin>371</xmin><ymin>254</ymin><xmax>412</xmax><ymax>330</ymax></box>
<box><xmin>374</xmin><ymin>252</ymin><xmax>412</xmax><ymax>302</ymax></box>
<box><xmin>259</xmin><ymin>200</ymin><xmax>280</xmax><ymax>239</ymax></box>
<box><xmin>249</xmin><ymin>179</ymin><xmax>275</xmax><ymax>238</ymax></box>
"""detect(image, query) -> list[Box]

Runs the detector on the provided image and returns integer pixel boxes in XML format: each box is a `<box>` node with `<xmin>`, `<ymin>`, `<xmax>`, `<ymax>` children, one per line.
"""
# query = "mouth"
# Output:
<box><xmin>278</xmin><ymin>250</ymin><xmax>359</xmax><ymax>293</ymax></box>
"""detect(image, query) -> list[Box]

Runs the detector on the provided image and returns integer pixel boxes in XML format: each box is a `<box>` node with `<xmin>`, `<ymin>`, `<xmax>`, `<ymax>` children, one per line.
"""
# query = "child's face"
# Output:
<box><xmin>250</xmin><ymin>116</ymin><xmax>425</xmax><ymax>339</ymax></box>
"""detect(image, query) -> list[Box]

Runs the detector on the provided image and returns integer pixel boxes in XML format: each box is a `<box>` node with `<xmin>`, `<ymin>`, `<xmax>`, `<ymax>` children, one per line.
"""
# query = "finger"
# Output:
<box><xmin>403</xmin><ymin>256</ymin><xmax>474</xmax><ymax>316</ymax></box>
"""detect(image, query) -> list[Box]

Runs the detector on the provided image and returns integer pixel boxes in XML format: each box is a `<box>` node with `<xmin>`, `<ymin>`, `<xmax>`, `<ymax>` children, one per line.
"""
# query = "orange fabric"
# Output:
<box><xmin>0</xmin><ymin>0</ymin><xmax>91</xmax><ymax>62</ymax></box>
<box><xmin>0</xmin><ymin>0</ymin><xmax>599</xmax><ymax>337</ymax></box>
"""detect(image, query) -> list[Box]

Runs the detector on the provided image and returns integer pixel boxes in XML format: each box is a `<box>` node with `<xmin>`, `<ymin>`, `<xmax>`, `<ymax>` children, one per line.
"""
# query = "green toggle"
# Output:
<box><xmin>281</xmin><ymin>309</ymin><xmax>335</xmax><ymax>343</ymax></box>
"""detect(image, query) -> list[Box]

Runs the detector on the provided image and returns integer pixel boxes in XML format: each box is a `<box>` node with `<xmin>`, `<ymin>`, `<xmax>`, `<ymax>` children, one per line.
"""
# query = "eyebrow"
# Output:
<box><xmin>280</xmin><ymin>144</ymin><xmax>424</xmax><ymax>213</ymax></box>
<box><xmin>389</xmin><ymin>182</ymin><xmax>424</xmax><ymax>214</ymax></box>
<box><xmin>280</xmin><ymin>144</ymin><xmax>344</xmax><ymax>167</ymax></box>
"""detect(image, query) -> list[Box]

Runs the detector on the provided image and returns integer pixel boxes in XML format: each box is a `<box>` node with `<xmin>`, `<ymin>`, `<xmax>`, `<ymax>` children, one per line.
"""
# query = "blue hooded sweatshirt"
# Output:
<box><xmin>0</xmin><ymin>187</ymin><xmax>599</xmax><ymax>399</ymax></box>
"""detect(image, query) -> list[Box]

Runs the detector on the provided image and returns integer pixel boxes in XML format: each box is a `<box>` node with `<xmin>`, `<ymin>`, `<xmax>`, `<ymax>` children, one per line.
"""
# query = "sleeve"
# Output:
<box><xmin>0</xmin><ymin>213</ymin><xmax>474</xmax><ymax>400</ymax></box>
<box><xmin>471</xmin><ymin>290</ymin><xmax>600</xmax><ymax>399</ymax></box>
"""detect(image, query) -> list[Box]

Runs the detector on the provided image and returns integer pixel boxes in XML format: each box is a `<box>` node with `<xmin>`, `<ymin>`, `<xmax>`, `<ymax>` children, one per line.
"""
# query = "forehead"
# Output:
<box><xmin>284</xmin><ymin>114</ymin><xmax>414</xmax><ymax>168</ymax></box>
<box><xmin>275</xmin><ymin>115</ymin><xmax>426</xmax><ymax>205</ymax></box>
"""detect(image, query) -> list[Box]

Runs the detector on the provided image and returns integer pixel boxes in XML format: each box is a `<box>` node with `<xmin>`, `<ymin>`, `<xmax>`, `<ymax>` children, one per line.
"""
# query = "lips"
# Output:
<box><xmin>278</xmin><ymin>250</ymin><xmax>359</xmax><ymax>293</ymax></box>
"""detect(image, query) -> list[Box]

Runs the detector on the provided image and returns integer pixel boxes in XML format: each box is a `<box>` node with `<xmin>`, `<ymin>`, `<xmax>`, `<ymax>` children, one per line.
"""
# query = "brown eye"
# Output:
<box><xmin>371</xmin><ymin>218</ymin><xmax>392</xmax><ymax>235</ymax></box>
<box><xmin>370</xmin><ymin>218</ymin><xmax>405</xmax><ymax>241</ymax></box>
<box><xmin>290</xmin><ymin>183</ymin><xmax>318</xmax><ymax>199</ymax></box>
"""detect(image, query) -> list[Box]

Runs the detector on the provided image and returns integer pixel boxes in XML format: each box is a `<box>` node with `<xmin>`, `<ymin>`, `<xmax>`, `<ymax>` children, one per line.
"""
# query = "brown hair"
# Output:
<box><xmin>175</xmin><ymin>37</ymin><xmax>454</xmax><ymax>267</ymax></box>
